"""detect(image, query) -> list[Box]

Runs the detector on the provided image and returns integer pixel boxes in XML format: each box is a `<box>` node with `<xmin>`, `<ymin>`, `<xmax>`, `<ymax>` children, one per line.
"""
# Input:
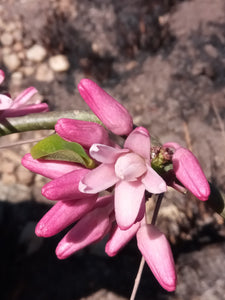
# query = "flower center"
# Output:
<box><xmin>114</xmin><ymin>152</ymin><xmax>146</xmax><ymax>181</ymax></box>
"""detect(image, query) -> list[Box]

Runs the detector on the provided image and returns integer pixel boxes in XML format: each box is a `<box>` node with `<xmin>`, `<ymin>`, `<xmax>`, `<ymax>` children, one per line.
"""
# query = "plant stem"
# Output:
<box><xmin>0</xmin><ymin>110</ymin><xmax>101</xmax><ymax>136</ymax></box>
<box><xmin>130</xmin><ymin>193</ymin><xmax>164</xmax><ymax>300</ymax></box>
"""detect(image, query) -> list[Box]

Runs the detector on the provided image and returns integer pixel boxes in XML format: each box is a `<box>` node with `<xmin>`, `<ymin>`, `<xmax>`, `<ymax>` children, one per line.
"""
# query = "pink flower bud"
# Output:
<box><xmin>137</xmin><ymin>224</ymin><xmax>177</xmax><ymax>292</ymax></box>
<box><xmin>78</xmin><ymin>79</ymin><xmax>133</xmax><ymax>135</ymax></box>
<box><xmin>171</xmin><ymin>146</ymin><xmax>210</xmax><ymax>201</ymax></box>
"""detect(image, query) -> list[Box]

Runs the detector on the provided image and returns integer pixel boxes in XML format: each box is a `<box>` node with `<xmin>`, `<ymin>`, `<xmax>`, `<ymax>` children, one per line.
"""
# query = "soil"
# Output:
<box><xmin>0</xmin><ymin>0</ymin><xmax>225</xmax><ymax>299</ymax></box>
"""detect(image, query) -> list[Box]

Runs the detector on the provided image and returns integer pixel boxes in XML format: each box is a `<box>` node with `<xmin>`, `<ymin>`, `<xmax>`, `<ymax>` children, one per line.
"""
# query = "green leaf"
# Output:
<box><xmin>31</xmin><ymin>134</ymin><xmax>95</xmax><ymax>168</ymax></box>
<box><xmin>207</xmin><ymin>182</ymin><xmax>225</xmax><ymax>219</ymax></box>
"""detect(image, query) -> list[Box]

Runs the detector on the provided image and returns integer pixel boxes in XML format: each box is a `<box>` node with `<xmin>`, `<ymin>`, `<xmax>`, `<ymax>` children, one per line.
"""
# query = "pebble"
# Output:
<box><xmin>48</xmin><ymin>54</ymin><xmax>70</xmax><ymax>72</ymax></box>
<box><xmin>35</xmin><ymin>63</ymin><xmax>54</xmax><ymax>82</ymax></box>
<box><xmin>1</xmin><ymin>32</ymin><xmax>14</xmax><ymax>46</ymax></box>
<box><xmin>16</xmin><ymin>165</ymin><xmax>35</xmax><ymax>185</ymax></box>
<box><xmin>204</xmin><ymin>44</ymin><xmax>219</xmax><ymax>58</ymax></box>
<box><xmin>26</xmin><ymin>44</ymin><xmax>47</xmax><ymax>62</ymax></box>
<box><xmin>3</xmin><ymin>53</ymin><xmax>21</xmax><ymax>71</ymax></box>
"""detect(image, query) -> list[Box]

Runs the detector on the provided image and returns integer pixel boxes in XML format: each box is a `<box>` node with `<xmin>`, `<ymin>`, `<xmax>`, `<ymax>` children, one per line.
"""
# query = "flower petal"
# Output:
<box><xmin>90</xmin><ymin>144</ymin><xmax>129</xmax><ymax>164</ymax></box>
<box><xmin>55</xmin><ymin>205</ymin><xmax>113</xmax><ymax>259</ymax></box>
<box><xmin>105</xmin><ymin>222</ymin><xmax>140</xmax><ymax>257</ymax></box>
<box><xmin>114</xmin><ymin>180</ymin><xmax>145</xmax><ymax>229</ymax></box>
<box><xmin>78</xmin><ymin>79</ymin><xmax>133</xmax><ymax>135</ymax></box>
<box><xmin>10</xmin><ymin>87</ymin><xmax>38</xmax><ymax>108</ymax></box>
<box><xmin>22</xmin><ymin>153</ymin><xmax>83</xmax><ymax>179</ymax></box>
<box><xmin>142</xmin><ymin>164</ymin><xmax>167</xmax><ymax>194</ymax></box>
<box><xmin>124</xmin><ymin>127</ymin><xmax>151</xmax><ymax>160</ymax></box>
<box><xmin>0</xmin><ymin>94</ymin><xmax>13</xmax><ymax>110</ymax></box>
<box><xmin>55</xmin><ymin>119</ymin><xmax>111</xmax><ymax>147</ymax></box>
<box><xmin>115</xmin><ymin>152</ymin><xmax>146</xmax><ymax>181</ymax></box>
<box><xmin>2</xmin><ymin>103</ymin><xmax>49</xmax><ymax>117</ymax></box>
<box><xmin>79</xmin><ymin>163</ymin><xmax>118</xmax><ymax>194</ymax></box>
<box><xmin>42</xmin><ymin>168</ymin><xmax>91</xmax><ymax>200</ymax></box>
<box><xmin>35</xmin><ymin>195</ymin><xmax>98</xmax><ymax>237</ymax></box>
<box><xmin>137</xmin><ymin>224</ymin><xmax>177</xmax><ymax>292</ymax></box>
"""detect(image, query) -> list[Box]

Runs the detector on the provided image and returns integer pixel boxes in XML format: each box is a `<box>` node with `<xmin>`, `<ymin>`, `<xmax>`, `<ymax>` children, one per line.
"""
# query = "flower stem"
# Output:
<box><xmin>130</xmin><ymin>193</ymin><xmax>164</xmax><ymax>300</ymax></box>
<box><xmin>0</xmin><ymin>110</ymin><xmax>101</xmax><ymax>136</ymax></box>
<box><xmin>130</xmin><ymin>256</ymin><xmax>145</xmax><ymax>300</ymax></box>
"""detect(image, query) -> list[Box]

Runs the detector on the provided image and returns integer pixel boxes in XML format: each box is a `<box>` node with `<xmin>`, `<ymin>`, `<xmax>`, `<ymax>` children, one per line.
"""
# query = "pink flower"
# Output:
<box><xmin>163</xmin><ymin>142</ymin><xmax>210</xmax><ymax>201</ymax></box>
<box><xmin>79</xmin><ymin>127</ymin><xmax>167</xmax><ymax>229</ymax></box>
<box><xmin>0</xmin><ymin>69</ymin><xmax>48</xmax><ymax>119</ymax></box>
<box><xmin>78</xmin><ymin>78</ymin><xmax>133</xmax><ymax>135</ymax></box>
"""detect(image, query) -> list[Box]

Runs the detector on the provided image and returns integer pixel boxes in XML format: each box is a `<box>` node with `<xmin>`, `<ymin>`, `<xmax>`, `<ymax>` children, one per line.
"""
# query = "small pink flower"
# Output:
<box><xmin>78</xmin><ymin>78</ymin><xmax>133</xmax><ymax>135</ymax></box>
<box><xmin>163</xmin><ymin>142</ymin><xmax>210</xmax><ymax>201</ymax></box>
<box><xmin>0</xmin><ymin>69</ymin><xmax>48</xmax><ymax>119</ymax></box>
<box><xmin>79</xmin><ymin>127</ymin><xmax>167</xmax><ymax>229</ymax></box>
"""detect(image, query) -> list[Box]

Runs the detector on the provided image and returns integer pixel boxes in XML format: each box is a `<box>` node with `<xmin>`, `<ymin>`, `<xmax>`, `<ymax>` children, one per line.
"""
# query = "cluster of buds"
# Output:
<box><xmin>21</xmin><ymin>78</ymin><xmax>210</xmax><ymax>292</ymax></box>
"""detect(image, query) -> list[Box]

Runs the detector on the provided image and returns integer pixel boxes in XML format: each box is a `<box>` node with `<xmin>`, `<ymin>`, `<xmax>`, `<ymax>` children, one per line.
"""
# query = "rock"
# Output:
<box><xmin>2</xmin><ymin>53</ymin><xmax>21</xmax><ymax>71</ymax></box>
<box><xmin>1</xmin><ymin>173</ymin><xmax>17</xmax><ymax>184</ymax></box>
<box><xmin>26</xmin><ymin>44</ymin><xmax>47</xmax><ymax>62</ymax></box>
<box><xmin>16</xmin><ymin>165</ymin><xmax>35</xmax><ymax>185</ymax></box>
<box><xmin>0</xmin><ymin>32</ymin><xmax>14</xmax><ymax>46</ymax></box>
<box><xmin>204</xmin><ymin>44</ymin><xmax>219</xmax><ymax>58</ymax></box>
<box><xmin>11</xmin><ymin>71</ymin><xmax>23</xmax><ymax>84</ymax></box>
<box><xmin>0</xmin><ymin>182</ymin><xmax>32</xmax><ymax>203</ymax></box>
<box><xmin>48</xmin><ymin>54</ymin><xmax>70</xmax><ymax>72</ymax></box>
<box><xmin>35</xmin><ymin>63</ymin><xmax>54</xmax><ymax>82</ymax></box>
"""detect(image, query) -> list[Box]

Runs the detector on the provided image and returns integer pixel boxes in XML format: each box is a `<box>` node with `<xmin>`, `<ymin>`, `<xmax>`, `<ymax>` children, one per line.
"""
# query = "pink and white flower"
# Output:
<box><xmin>79</xmin><ymin>126</ymin><xmax>167</xmax><ymax>229</ymax></box>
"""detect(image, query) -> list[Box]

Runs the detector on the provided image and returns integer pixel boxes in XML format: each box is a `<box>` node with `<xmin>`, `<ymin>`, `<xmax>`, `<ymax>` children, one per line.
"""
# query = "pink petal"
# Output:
<box><xmin>22</xmin><ymin>153</ymin><xmax>83</xmax><ymax>179</ymax></box>
<box><xmin>10</xmin><ymin>87</ymin><xmax>37</xmax><ymax>108</ymax></box>
<box><xmin>78</xmin><ymin>79</ymin><xmax>133</xmax><ymax>135</ymax></box>
<box><xmin>115</xmin><ymin>152</ymin><xmax>146</xmax><ymax>181</ymax></box>
<box><xmin>172</xmin><ymin>147</ymin><xmax>210</xmax><ymax>201</ymax></box>
<box><xmin>35</xmin><ymin>195</ymin><xmax>97</xmax><ymax>237</ymax></box>
<box><xmin>42</xmin><ymin>168</ymin><xmax>91</xmax><ymax>200</ymax></box>
<box><xmin>142</xmin><ymin>164</ymin><xmax>167</xmax><ymax>194</ymax></box>
<box><xmin>105</xmin><ymin>222</ymin><xmax>140</xmax><ymax>257</ymax></box>
<box><xmin>79</xmin><ymin>163</ymin><xmax>118</xmax><ymax>194</ymax></box>
<box><xmin>89</xmin><ymin>144</ymin><xmax>129</xmax><ymax>163</ymax></box>
<box><xmin>55</xmin><ymin>205</ymin><xmax>113</xmax><ymax>259</ymax></box>
<box><xmin>2</xmin><ymin>103</ymin><xmax>49</xmax><ymax>117</ymax></box>
<box><xmin>124</xmin><ymin>127</ymin><xmax>151</xmax><ymax>161</ymax></box>
<box><xmin>0</xmin><ymin>69</ymin><xmax>5</xmax><ymax>85</ymax></box>
<box><xmin>0</xmin><ymin>94</ymin><xmax>13</xmax><ymax>110</ymax></box>
<box><xmin>137</xmin><ymin>224</ymin><xmax>177</xmax><ymax>292</ymax></box>
<box><xmin>55</xmin><ymin>119</ymin><xmax>111</xmax><ymax>147</ymax></box>
<box><xmin>114</xmin><ymin>180</ymin><xmax>145</xmax><ymax>229</ymax></box>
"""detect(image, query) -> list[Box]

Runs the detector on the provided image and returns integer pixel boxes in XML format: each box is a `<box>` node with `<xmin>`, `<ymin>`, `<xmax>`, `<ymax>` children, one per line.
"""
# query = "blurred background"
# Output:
<box><xmin>0</xmin><ymin>0</ymin><xmax>225</xmax><ymax>299</ymax></box>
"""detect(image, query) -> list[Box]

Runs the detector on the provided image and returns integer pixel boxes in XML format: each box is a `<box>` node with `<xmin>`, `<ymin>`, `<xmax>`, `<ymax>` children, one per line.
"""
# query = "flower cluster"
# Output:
<box><xmin>22</xmin><ymin>78</ymin><xmax>210</xmax><ymax>292</ymax></box>
<box><xmin>0</xmin><ymin>69</ymin><xmax>48</xmax><ymax>120</ymax></box>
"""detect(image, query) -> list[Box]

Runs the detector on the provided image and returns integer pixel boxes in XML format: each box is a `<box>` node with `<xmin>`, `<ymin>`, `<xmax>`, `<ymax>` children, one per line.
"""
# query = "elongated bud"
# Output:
<box><xmin>137</xmin><ymin>224</ymin><xmax>177</xmax><ymax>292</ymax></box>
<box><xmin>78</xmin><ymin>79</ymin><xmax>133</xmax><ymax>135</ymax></box>
<box><xmin>0</xmin><ymin>69</ymin><xmax>5</xmax><ymax>84</ymax></box>
<box><xmin>164</xmin><ymin>143</ymin><xmax>210</xmax><ymax>201</ymax></box>
<box><xmin>55</xmin><ymin>119</ymin><xmax>111</xmax><ymax>147</ymax></box>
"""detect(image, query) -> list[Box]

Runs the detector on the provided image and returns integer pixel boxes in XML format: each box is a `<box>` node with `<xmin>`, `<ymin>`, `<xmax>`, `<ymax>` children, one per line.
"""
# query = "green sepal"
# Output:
<box><xmin>207</xmin><ymin>182</ymin><xmax>225</xmax><ymax>219</ymax></box>
<box><xmin>31</xmin><ymin>134</ymin><xmax>95</xmax><ymax>169</ymax></box>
